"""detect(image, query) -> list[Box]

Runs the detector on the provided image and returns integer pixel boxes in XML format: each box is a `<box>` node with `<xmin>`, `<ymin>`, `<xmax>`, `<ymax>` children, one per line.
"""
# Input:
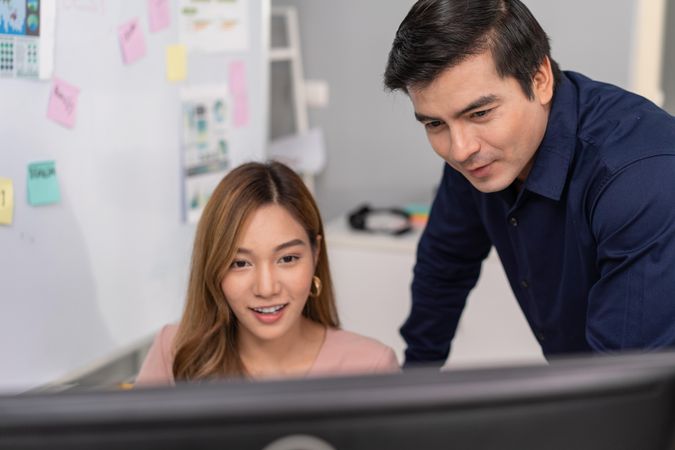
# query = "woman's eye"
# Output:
<box><xmin>279</xmin><ymin>255</ymin><xmax>299</xmax><ymax>264</ymax></box>
<box><xmin>230</xmin><ymin>260</ymin><xmax>249</xmax><ymax>269</ymax></box>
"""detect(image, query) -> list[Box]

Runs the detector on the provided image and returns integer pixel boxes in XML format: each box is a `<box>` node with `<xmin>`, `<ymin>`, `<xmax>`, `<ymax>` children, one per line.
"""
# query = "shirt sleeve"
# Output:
<box><xmin>401</xmin><ymin>165</ymin><xmax>492</xmax><ymax>366</ymax></box>
<box><xmin>134</xmin><ymin>324</ymin><xmax>176</xmax><ymax>387</ymax></box>
<box><xmin>588</xmin><ymin>155</ymin><xmax>675</xmax><ymax>350</ymax></box>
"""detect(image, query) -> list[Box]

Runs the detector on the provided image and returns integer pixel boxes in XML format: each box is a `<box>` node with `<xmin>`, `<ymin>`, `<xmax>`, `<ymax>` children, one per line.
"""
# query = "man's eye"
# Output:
<box><xmin>471</xmin><ymin>108</ymin><xmax>493</xmax><ymax>119</ymax></box>
<box><xmin>424</xmin><ymin>120</ymin><xmax>443</xmax><ymax>130</ymax></box>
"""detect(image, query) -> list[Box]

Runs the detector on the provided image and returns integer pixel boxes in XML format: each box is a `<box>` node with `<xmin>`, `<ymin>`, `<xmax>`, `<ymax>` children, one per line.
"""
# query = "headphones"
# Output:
<box><xmin>347</xmin><ymin>203</ymin><xmax>412</xmax><ymax>236</ymax></box>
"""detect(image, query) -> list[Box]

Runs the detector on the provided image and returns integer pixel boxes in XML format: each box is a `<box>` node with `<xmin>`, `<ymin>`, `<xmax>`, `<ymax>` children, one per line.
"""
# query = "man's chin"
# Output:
<box><xmin>467</xmin><ymin>175</ymin><xmax>513</xmax><ymax>193</ymax></box>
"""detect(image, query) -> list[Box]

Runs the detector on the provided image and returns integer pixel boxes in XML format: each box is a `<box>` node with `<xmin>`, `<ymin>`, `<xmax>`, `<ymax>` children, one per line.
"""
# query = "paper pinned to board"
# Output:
<box><xmin>0</xmin><ymin>0</ymin><xmax>56</xmax><ymax>79</ymax></box>
<box><xmin>268</xmin><ymin>128</ymin><xmax>327</xmax><ymax>175</ymax></box>
<box><xmin>166</xmin><ymin>44</ymin><xmax>187</xmax><ymax>81</ymax></box>
<box><xmin>0</xmin><ymin>177</ymin><xmax>14</xmax><ymax>225</ymax></box>
<box><xmin>118</xmin><ymin>18</ymin><xmax>147</xmax><ymax>65</ymax></box>
<box><xmin>180</xmin><ymin>84</ymin><xmax>231</xmax><ymax>224</ymax></box>
<box><xmin>46</xmin><ymin>78</ymin><xmax>80</xmax><ymax>128</ymax></box>
<box><xmin>148</xmin><ymin>0</ymin><xmax>171</xmax><ymax>32</ymax></box>
<box><xmin>178</xmin><ymin>0</ymin><xmax>249</xmax><ymax>52</ymax></box>
<box><xmin>27</xmin><ymin>161</ymin><xmax>61</xmax><ymax>206</ymax></box>
<box><xmin>233</xmin><ymin>94</ymin><xmax>249</xmax><ymax>128</ymax></box>
<box><xmin>228</xmin><ymin>60</ymin><xmax>247</xmax><ymax>95</ymax></box>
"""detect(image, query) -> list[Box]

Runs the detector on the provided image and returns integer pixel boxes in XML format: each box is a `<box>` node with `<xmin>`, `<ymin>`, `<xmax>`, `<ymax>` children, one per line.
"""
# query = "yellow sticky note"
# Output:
<box><xmin>166</xmin><ymin>44</ymin><xmax>187</xmax><ymax>81</ymax></box>
<box><xmin>0</xmin><ymin>177</ymin><xmax>14</xmax><ymax>225</ymax></box>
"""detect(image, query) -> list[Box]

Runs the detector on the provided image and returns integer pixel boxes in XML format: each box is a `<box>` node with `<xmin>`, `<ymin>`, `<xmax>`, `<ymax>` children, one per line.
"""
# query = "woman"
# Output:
<box><xmin>136</xmin><ymin>161</ymin><xmax>399</xmax><ymax>385</ymax></box>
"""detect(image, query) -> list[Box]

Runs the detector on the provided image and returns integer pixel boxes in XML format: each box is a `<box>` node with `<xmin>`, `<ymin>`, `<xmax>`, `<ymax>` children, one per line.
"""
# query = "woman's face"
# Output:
<box><xmin>220</xmin><ymin>204</ymin><xmax>319</xmax><ymax>344</ymax></box>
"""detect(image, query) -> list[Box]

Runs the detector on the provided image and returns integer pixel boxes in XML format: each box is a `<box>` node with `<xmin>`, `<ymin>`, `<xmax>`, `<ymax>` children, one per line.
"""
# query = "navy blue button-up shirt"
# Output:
<box><xmin>402</xmin><ymin>71</ymin><xmax>675</xmax><ymax>365</ymax></box>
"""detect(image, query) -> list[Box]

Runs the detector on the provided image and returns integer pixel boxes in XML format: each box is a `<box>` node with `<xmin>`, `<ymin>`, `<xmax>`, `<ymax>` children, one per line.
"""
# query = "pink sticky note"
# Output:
<box><xmin>148</xmin><ymin>0</ymin><xmax>170</xmax><ymax>33</ymax></box>
<box><xmin>47</xmin><ymin>78</ymin><xmax>80</xmax><ymax>128</ymax></box>
<box><xmin>118</xmin><ymin>18</ymin><xmax>147</xmax><ymax>64</ymax></box>
<box><xmin>229</xmin><ymin>60</ymin><xmax>247</xmax><ymax>95</ymax></box>
<box><xmin>233</xmin><ymin>93</ymin><xmax>249</xmax><ymax>128</ymax></box>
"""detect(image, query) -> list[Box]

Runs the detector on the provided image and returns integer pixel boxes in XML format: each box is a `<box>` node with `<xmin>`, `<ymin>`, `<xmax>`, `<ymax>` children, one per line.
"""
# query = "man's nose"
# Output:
<box><xmin>448</xmin><ymin>125</ymin><xmax>480</xmax><ymax>164</ymax></box>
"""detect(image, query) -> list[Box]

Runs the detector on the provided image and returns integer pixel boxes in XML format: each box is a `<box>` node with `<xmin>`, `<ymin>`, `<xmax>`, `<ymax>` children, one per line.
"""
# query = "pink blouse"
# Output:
<box><xmin>135</xmin><ymin>324</ymin><xmax>400</xmax><ymax>386</ymax></box>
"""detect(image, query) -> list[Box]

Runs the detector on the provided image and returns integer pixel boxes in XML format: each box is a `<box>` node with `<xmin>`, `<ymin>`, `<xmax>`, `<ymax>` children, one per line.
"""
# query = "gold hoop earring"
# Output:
<box><xmin>310</xmin><ymin>275</ymin><xmax>322</xmax><ymax>298</ymax></box>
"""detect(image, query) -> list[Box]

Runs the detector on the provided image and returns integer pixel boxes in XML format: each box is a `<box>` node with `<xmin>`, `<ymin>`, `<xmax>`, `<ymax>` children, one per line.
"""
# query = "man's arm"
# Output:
<box><xmin>587</xmin><ymin>155</ymin><xmax>675</xmax><ymax>350</ymax></box>
<box><xmin>401</xmin><ymin>166</ymin><xmax>492</xmax><ymax>366</ymax></box>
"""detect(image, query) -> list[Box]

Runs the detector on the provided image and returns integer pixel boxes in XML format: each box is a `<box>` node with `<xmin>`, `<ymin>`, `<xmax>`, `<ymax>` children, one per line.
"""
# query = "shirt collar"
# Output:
<box><xmin>523</xmin><ymin>73</ymin><xmax>578</xmax><ymax>201</ymax></box>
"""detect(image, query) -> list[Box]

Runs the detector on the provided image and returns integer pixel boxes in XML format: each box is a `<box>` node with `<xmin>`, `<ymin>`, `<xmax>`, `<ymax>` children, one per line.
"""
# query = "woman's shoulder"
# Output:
<box><xmin>309</xmin><ymin>328</ymin><xmax>400</xmax><ymax>376</ymax></box>
<box><xmin>134</xmin><ymin>323</ymin><xmax>179</xmax><ymax>386</ymax></box>
<box><xmin>325</xmin><ymin>328</ymin><xmax>391</xmax><ymax>351</ymax></box>
<box><xmin>147</xmin><ymin>323</ymin><xmax>179</xmax><ymax>358</ymax></box>
<box><xmin>156</xmin><ymin>323</ymin><xmax>179</xmax><ymax>345</ymax></box>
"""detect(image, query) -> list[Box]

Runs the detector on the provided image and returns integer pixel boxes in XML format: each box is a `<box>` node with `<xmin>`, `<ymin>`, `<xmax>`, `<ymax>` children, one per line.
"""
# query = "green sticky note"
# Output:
<box><xmin>27</xmin><ymin>161</ymin><xmax>61</xmax><ymax>206</ymax></box>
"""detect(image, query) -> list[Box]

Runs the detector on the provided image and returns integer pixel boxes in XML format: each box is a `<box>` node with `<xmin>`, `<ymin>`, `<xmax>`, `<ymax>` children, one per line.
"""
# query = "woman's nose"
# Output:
<box><xmin>253</xmin><ymin>264</ymin><xmax>280</xmax><ymax>298</ymax></box>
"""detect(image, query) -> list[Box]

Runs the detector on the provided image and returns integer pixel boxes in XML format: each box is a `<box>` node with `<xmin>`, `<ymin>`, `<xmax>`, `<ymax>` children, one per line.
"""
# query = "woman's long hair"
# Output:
<box><xmin>172</xmin><ymin>161</ymin><xmax>339</xmax><ymax>381</ymax></box>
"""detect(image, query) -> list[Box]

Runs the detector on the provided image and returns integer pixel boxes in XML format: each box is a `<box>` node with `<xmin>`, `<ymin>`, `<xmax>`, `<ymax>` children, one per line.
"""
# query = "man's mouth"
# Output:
<box><xmin>467</xmin><ymin>162</ymin><xmax>493</xmax><ymax>177</ymax></box>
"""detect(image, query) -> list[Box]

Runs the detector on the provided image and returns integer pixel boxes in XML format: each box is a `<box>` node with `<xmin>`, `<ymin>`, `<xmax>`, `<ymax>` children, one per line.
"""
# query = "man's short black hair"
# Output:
<box><xmin>384</xmin><ymin>0</ymin><xmax>562</xmax><ymax>99</ymax></box>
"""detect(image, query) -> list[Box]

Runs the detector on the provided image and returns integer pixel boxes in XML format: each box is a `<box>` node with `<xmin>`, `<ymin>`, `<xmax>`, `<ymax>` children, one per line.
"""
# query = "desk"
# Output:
<box><xmin>325</xmin><ymin>216</ymin><xmax>545</xmax><ymax>368</ymax></box>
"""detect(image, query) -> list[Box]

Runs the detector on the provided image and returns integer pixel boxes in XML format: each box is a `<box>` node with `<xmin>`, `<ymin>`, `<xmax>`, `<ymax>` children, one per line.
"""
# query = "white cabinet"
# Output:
<box><xmin>325</xmin><ymin>217</ymin><xmax>545</xmax><ymax>368</ymax></box>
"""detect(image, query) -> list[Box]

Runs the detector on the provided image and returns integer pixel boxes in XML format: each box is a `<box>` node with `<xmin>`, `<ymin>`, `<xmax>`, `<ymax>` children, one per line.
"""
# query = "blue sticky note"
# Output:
<box><xmin>27</xmin><ymin>161</ymin><xmax>61</xmax><ymax>206</ymax></box>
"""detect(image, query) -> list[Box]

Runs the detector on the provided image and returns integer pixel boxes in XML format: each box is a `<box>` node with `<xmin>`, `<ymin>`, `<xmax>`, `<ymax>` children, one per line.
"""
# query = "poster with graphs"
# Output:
<box><xmin>0</xmin><ymin>0</ymin><xmax>54</xmax><ymax>79</ymax></box>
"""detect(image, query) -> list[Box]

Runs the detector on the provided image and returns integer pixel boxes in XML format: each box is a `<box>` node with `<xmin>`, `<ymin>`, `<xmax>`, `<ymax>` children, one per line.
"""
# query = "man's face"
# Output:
<box><xmin>409</xmin><ymin>51</ymin><xmax>554</xmax><ymax>193</ymax></box>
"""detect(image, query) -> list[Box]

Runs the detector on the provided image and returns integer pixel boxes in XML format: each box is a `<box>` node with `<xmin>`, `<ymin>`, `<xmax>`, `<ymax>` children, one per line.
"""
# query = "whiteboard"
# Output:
<box><xmin>0</xmin><ymin>0</ymin><xmax>269</xmax><ymax>392</ymax></box>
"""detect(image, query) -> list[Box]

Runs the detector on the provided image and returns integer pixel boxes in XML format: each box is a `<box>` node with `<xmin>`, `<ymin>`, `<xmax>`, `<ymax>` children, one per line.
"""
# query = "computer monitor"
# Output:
<box><xmin>2</xmin><ymin>351</ymin><xmax>675</xmax><ymax>450</ymax></box>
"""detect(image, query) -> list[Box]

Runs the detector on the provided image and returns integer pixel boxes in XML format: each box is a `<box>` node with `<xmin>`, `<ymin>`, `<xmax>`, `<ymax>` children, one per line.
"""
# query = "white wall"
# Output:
<box><xmin>0</xmin><ymin>0</ymin><xmax>268</xmax><ymax>392</ymax></box>
<box><xmin>527</xmin><ymin>0</ymin><xmax>636</xmax><ymax>89</ymax></box>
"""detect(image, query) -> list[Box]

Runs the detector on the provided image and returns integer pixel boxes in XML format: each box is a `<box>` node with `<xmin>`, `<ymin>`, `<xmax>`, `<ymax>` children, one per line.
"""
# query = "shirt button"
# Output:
<box><xmin>521</xmin><ymin>280</ymin><xmax>529</xmax><ymax>289</ymax></box>
<box><xmin>510</xmin><ymin>217</ymin><xmax>518</xmax><ymax>227</ymax></box>
<box><xmin>536</xmin><ymin>332</ymin><xmax>545</xmax><ymax>341</ymax></box>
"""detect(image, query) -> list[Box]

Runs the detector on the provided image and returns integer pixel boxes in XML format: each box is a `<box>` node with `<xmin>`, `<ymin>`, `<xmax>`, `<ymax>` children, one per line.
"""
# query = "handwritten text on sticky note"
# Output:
<box><xmin>27</xmin><ymin>161</ymin><xmax>61</xmax><ymax>206</ymax></box>
<box><xmin>148</xmin><ymin>0</ymin><xmax>170</xmax><ymax>32</ymax></box>
<box><xmin>47</xmin><ymin>78</ymin><xmax>80</xmax><ymax>128</ymax></box>
<box><xmin>118</xmin><ymin>18</ymin><xmax>147</xmax><ymax>64</ymax></box>
<box><xmin>0</xmin><ymin>177</ymin><xmax>14</xmax><ymax>225</ymax></box>
<box><xmin>166</xmin><ymin>44</ymin><xmax>187</xmax><ymax>81</ymax></box>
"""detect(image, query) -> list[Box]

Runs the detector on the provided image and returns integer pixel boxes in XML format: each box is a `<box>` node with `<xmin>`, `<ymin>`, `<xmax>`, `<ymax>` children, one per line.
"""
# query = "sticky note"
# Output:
<box><xmin>233</xmin><ymin>94</ymin><xmax>249</xmax><ymax>128</ymax></box>
<box><xmin>0</xmin><ymin>177</ymin><xmax>14</xmax><ymax>225</ymax></box>
<box><xmin>47</xmin><ymin>78</ymin><xmax>80</xmax><ymax>128</ymax></box>
<box><xmin>148</xmin><ymin>0</ymin><xmax>170</xmax><ymax>32</ymax></box>
<box><xmin>27</xmin><ymin>161</ymin><xmax>61</xmax><ymax>206</ymax></box>
<box><xmin>118</xmin><ymin>18</ymin><xmax>147</xmax><ymax>65</ymax></box>
<box><xmin>166</xmin><ymin>44</ymin><xmax>187</xmax><ymax>81</ymax></box>
<box><xmin>229</xmin><ymin>60</ymin><xmax>247</xmax><ymax>95</ymax></box>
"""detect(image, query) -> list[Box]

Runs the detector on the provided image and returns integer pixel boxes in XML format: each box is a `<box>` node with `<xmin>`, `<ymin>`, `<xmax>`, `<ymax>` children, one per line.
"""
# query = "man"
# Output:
<box><xmin>384</xmin><ymin>0</ymin><xmax>675</xmax><ymax>366</ymax></box>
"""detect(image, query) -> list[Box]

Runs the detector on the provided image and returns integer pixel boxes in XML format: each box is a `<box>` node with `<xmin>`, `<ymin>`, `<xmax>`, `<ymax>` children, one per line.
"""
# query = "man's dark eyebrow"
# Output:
<box><xmin>236</xmin><ymin>239</ymin><xmax>306</xmax><ymax>255</ymax></box>
<box><xmin>414</xmin><ymin>94</ymin><xmax>499</xmax><ymax>123</ymax></box>
<box><xmin>414</xmin><ymin>112</ymin><xmax>440</xmax><ymax>123</ymax></box>
<box><xmin>456</xmin><ymin>94</ymin><xmax>498</xmax><ymax>117</ymax></box>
